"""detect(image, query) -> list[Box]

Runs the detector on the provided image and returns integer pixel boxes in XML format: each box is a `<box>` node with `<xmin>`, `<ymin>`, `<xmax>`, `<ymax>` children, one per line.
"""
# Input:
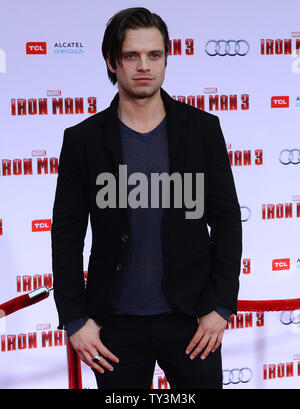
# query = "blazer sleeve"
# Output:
<box><xmin>206</xmin><ymin>116</ymin><xmax>242</xmax><ymax>315</ymax></box>
<box><xmin>51</xmin><ymin>128</ymin><xmax>89</xmax><ymax>329</ymax></box>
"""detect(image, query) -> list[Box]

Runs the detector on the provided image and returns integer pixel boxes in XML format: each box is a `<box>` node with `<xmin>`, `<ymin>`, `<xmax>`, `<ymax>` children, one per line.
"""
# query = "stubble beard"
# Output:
<box><xmin>119</xmin><ymin>78</ymin><xmax>162</xmax><ymax>100</ymax></box>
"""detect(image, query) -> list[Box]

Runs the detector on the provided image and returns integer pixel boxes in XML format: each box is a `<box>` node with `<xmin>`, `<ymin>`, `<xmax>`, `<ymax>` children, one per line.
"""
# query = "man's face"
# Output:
<box><xmin>107</xmin><ymin>27</ymin><xmax>167</xmax><ymax>99</ymax></box>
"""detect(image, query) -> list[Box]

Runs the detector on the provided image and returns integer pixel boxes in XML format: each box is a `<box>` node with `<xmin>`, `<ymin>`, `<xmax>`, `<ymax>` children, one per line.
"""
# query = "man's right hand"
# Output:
<box><xmin>69</xmin><ymin>318</ymin><xmax>119</xmax><ymax>374</ymax></box>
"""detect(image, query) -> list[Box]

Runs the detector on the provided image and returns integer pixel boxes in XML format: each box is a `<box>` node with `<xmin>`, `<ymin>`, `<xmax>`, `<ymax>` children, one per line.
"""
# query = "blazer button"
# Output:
<box><xmin>116</xmin><ymin>264</ymin><xmax>122</xmax><ymax>271</ymax></box>
<box><xmin>121</xmin><ymin>233</ymin><xmax>128</xmax><ymax>242</ymax></box>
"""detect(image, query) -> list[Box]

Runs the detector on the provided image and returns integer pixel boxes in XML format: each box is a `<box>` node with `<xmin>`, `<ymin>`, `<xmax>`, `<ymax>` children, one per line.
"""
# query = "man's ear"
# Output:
<box><xmin>106</xmin><ymin>54</ymin><xmax>116</xmax><ymax>74</ymax></box>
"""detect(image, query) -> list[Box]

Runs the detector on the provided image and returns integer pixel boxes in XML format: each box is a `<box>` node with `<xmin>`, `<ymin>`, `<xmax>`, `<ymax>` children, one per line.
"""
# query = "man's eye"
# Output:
<box><xmin>125</xmin><ymin>54</ymin><xmax>136</xmax><ymax>59</ymax></box>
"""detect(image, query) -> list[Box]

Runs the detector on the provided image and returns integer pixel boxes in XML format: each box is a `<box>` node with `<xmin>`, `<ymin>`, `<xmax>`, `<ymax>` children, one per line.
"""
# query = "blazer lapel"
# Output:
<box><xmin>101</xmin><ymin>93</ymin><xmax>124</xmax><ymax>176</ymax></box>
<box><xmin>160</xmin><ymin>87</ymin><xmax>187</xmax><ymax>175</ymax></box>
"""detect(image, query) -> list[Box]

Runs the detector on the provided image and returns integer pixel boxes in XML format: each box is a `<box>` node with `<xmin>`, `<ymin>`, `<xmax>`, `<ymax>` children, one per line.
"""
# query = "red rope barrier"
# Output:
<box><xmin>66</xmin><ymin>338</ymin><xmax>82</xmax><ymax>389</ymax></box>
<box><xmin>1</xmin><ymin>291</ymin><xmax>300</xmax><ymax>390</ymax></box>
<box><xmin>237</xmin><ymin>298</ymin><xmax>300</xmax><ymax>312</ymax></box>
<box><xmin>0</xmin><ymin>287</ymin><xmax>50</xmax><ymax>317</ymax></box>
<box><xmin>0</xmin><ymin>288</ymin><xmax>82</xmax><ymax>390</ymax></box>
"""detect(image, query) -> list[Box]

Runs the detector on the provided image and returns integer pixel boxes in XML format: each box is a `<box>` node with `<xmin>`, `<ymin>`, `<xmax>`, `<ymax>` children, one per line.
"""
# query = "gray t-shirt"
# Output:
<box><xmin>110</xmin><ymin>115</ymin><xmax>175</xmax><ymax>315</ymax></box>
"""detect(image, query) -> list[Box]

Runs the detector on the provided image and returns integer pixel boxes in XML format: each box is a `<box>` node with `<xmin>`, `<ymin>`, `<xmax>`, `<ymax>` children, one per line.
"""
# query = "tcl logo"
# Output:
<box><xmin>271</xmin><ymin>96</ymin><xmax>289</xmax><ymax>108</ymax></box>
<box><xmin>272</xmin><ymin>258</ymin><xmax>290</xmax><ymax>271</ymax></box>
<box><xmin>32</xmin><ymin>219</ymin><xmax>51</xmax><ymax>232</ymax></box>
<box><xmin>26</xmin><ymin>42</ymin><xmax>47</xmax><ymax>54</ymax></box>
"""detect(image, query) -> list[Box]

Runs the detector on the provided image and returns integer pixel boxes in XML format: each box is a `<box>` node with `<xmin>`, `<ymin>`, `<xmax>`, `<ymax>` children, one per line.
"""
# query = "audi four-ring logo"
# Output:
<box><xmin>279</xmin><ymin>149</ymin><xmax>300</xmax><ymax>165</ymax></box>
<box><xmin>240</xmin><ymin>206</ymin><xmax>251</xmax><ymax>222</ymax></box>
<box><xmin>280</xmin><ymin>310</ymin><xmax>300</xmax><ymax>325</ymax></box>
<box><xmin>205</xmin><ymin>40</ymin><xmax>250</xmax><ymax>56</ymax></box>
<box><xmin>223</xmin><ymin>368</ymin><xmax>253</xmax><ymax>385</ymax></box>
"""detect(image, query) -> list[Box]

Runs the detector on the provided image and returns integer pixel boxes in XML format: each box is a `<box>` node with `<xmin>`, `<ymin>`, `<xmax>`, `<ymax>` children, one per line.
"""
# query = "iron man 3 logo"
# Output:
<box><xmin>260</xmin><ymin>38</ymin><xmax>300</xmax><ymax>55</ymax></box>
<box><xmin>226</xmin><ymin>313</ymin><xmax>264</xmax><ymax>330</ymax></box>
<box><xmin>263</xmin><ymin>361</ymin><xmax>300</xmax><ymax>380</ymax></box>
<box><xmin>172</xmin><ymin>94</ymin><xmax>249</xmax><ymax>111</ymax></box>
<box><xmin>11</xmin><ymin>96</ymin><xmax>97</xmax><ymax>116</ymax></box>
<box><xmin>0</xmin><ymin>158</ymin><xmax>58</xmax><ymax>176</ymax></box>
<box><xmin>1</xmin><ymin>331</ymin><xmax>66</xmax><ymax>351</ymax></box>
<box><xmin>262</xmin><ymin>202</ymin><xmax>300</xmax><ymax>219</ymax></box>
<box><xmin>228</xmin><ymin>149</ymin><xmax>263</xmax><ymax>166</ymax></box>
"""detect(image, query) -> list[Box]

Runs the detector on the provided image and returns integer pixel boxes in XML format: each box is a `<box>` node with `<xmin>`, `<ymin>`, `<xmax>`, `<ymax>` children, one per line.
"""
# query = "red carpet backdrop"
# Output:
<box><xmin>0</xmin><ymin>0</ymin><xmax>300</xmax><ymax>389</ymax></box>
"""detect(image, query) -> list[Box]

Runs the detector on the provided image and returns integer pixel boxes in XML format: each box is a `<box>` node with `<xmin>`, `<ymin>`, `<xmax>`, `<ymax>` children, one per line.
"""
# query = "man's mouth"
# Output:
<box><xmin>134</xmin><ymin>77</ymin><xmax>153</xmax><ymax>82</ymax></box>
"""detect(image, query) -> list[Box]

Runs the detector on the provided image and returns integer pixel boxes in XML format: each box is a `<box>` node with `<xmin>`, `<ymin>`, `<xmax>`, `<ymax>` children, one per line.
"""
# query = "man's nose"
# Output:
<box><xmin>137</xmin><ymin>56</ymin><xmax>150</xmax><ymax>71</ymax></box>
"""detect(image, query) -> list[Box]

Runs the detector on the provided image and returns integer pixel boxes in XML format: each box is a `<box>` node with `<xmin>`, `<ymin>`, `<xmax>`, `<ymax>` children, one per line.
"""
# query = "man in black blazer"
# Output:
<box><xmin>51</xmin><ymin>7</ymin><xmax>242</xmax><ymax>389</ymax></box>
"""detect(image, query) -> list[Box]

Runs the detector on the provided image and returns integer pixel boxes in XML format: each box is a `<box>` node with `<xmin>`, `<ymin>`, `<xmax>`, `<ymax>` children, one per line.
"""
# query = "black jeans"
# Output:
<box><xmin>93</xmin><ymin>312</ymin><xmax>222</xmax><ymax>389</ymax></box>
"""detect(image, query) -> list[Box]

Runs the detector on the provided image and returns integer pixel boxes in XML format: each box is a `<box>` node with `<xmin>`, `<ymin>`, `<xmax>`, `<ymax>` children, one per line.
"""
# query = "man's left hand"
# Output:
<box><xmin>185</xmin><ymin>311</ymin><xmax>227</xmax><ymax>360</ymax></box>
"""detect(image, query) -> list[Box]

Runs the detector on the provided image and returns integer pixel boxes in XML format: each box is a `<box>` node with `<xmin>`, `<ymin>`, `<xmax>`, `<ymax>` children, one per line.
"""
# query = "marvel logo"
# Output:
<box><xmin>47</xmin><ymin>90</ymin><xmax>61</xmax><ymax>96</ymax></box>
<box><xmin>36</xmin><ymin>323</ymin><xmax>51</xmax><ymax>331</ymax></box>
<box><xmin>204</xmin><ymin>87</ymin><xmax>217</xmax><ymax>94</ymax></box>
<box><xmin>32</xmin><ymin>150</ymin><xmax>46</xmax><ymax>157</ymax></box>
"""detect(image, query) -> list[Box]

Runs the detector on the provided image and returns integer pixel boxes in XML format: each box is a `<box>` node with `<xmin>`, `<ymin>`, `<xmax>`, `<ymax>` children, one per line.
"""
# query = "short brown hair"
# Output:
<box><xmin>102</xmin><ymin>7</ymin><xmax>169</xmax><ymax>85</ymax></box>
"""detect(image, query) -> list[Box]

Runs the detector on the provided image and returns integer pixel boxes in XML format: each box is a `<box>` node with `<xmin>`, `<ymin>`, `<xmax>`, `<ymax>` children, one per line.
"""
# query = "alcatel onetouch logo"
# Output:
<box><xmin>271</xmin><ymin>96</ymin><xmax>289</xmax><ymax>108</ymax></box>
<box><xmin>32</xmin><ymin>219</ymin><xmax>51</xmax><ymax>232</ymax></box>
<box><xmin>26</xmin><ymin>42</ymin><xmax>47</xmax><ymax>54</ymax></box>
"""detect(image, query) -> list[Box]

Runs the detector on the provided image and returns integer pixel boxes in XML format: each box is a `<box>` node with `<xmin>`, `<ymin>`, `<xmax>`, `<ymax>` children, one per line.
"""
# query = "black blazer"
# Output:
<box><xmin>51</xmin><ymin>87</ymin><xmax>242</xmax><ymax>330</ymax></box>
